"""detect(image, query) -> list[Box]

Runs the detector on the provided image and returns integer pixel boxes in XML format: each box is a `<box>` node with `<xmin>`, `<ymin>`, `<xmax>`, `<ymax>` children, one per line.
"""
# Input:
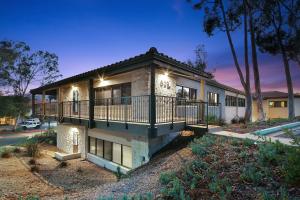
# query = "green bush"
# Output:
<box><xmin>208</xmin><ymin>176</ymin><xmax>232</xmax><ymax>200</ymax></box>
<box><xmin>160</xmin><ymin>171</ymin><xmax>177</xmax><ymax>185</ymax></box>
<box><xmin>240</xmin><ymin>164</ymin><xmax>263</xmax><ymax>185</ymax></box>
<box><xmin>18</xmin><ymin>196</ymin><xmax>40</xmax><ymax>200</ymax></box>
<box><xmin>25</xmin><ymin>129</ymin><xmax>57</xmax><ymax>145</ymax></box>
<box><xmin>98</xmin><ymin>193</ymin><xmax>153</xmax><ymax>200</ymax></box>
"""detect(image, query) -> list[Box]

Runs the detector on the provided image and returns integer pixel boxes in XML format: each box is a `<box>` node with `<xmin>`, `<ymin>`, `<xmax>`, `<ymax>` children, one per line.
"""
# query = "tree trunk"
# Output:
<box><xmin>280</xmin><ymin>43</ymin><xmax>295</xmax><ymax>119</ymax></box>
<box><xmin>220</xmin><ymin>0</ymin><xmax>252</xmax><ymax>122</ymax></box>
<box><xmin>243</xmin><ymin>1</ymin><xmax>252</xmax><ymax>123</ymax></box>
<box><xmin>249</xmin><ymin>12</ymin><xmax>265</xmax><ymax>121</ymax></box>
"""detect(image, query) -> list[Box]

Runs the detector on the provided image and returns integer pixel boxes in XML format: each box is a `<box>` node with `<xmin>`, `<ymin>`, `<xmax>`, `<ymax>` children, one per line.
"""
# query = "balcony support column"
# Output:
<box><xmin>149</xmin><ymin>65</ymin><xmax>157</xmax><ymax>137</ymax></box>
<box><xmin>88</xmin><ymin>79</ymin><xmax>95</xmax><ymax>128</ymax></box>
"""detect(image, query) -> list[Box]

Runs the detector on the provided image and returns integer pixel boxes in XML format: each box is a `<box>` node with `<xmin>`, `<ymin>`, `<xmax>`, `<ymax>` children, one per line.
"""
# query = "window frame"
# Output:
<box><xmin>269</xmin><ymin>100</ymin><xmax>287</xmax><ymax>108</ymax></box>
<box><xmin>88</xmin><ymin>136</ymin><xmax>132</xmax><ymax>168</ymax></box>
<box><xmin>175</xmin><ymin>85</ymin><xmax>197</xmax><ymax>100</ymax></box>
<box><xmin>94</xmin><ymin>82</ymin><xmax>132</xmax><ymax>105</ymax></box>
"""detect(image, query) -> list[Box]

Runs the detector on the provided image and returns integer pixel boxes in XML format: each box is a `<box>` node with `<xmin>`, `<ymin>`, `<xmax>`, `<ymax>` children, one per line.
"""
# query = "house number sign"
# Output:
<box><xmin>160</xmin><ymin>80</ymin><xmax>171</xmax><ymax>89</ymax></box>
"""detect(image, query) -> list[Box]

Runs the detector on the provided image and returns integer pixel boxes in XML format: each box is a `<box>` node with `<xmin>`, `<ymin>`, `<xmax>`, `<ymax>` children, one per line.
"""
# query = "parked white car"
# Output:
<box><xmin>20</xmin><ymin>118</ymin><xmax>41</xmax><ymax>129</ymax></box>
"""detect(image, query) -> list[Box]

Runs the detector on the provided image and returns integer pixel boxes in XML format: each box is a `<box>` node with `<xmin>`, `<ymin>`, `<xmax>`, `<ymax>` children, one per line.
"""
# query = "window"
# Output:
<box><xmin>96</xmin><ymin>139</ymin><xmax>104</xmax><ymax>157</ymax></box>
<box><xmin>207</xmin><ymin>92</ymin><xmax>219</xmax><ymax>105</ymax></box>
<box><xmin>88</xmin><ymin>137</ymin><xmax>132</xmax><ymax>168</ymax></box>
<box><xmin>89</xmin><ymin>137</ymin><xmax>96</xmax><ymax>154</ymax></box>
<box><xmin>269</xmin><ymin>101</ymin><xmax>287</xmax><ymax>108</ymax></box>
<box><xmin>238</xmin><ymin>98</ymin><xmax>245</xmax><ymax>107</ymax></box>
<box><xmin>113</xmin><ymin>143</ymin><xmax>122</xmax><ymax>164</ymax></box>
<box><xmin>95</xmin><ymin>83</ymin><xmax>131</xmax><ymax>105</ymax></box>
<box><xmin>225</xmin><ymin>95</ymin><xmax>237</xmax><ymax>106</ymax></box>
<box><xmin>104</xmin><ymin>141</ymin><xmax>112</xmax><ymax>161</ymax></box>
<box><xmin>72</xmin><ymin>90</ymin><xmax>79</xmax><ymax>113</ymax></box>
<box><xmin>122</xmin><ymin>145</ymin><xmax>132</xmax><ymax>168</ymax></box>
<box><xmin>176</xmin><ymin>85</ymin><xmax>197</xmax><ymax>100</ymax></box>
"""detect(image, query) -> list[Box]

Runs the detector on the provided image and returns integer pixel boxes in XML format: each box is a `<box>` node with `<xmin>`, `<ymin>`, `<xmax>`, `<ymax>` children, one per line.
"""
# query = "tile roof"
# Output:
<box><xmin>31</xmin><ymin>47</ymin><xmax>212</xmax><ymax>94</ymax></box>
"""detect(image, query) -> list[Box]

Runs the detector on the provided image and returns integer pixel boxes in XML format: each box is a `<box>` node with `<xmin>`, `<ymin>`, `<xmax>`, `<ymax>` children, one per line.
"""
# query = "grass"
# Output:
<box><xmin>159</xmin><ymin>134</ymin><xmax>300</xmax><ymax>200</ymax></box>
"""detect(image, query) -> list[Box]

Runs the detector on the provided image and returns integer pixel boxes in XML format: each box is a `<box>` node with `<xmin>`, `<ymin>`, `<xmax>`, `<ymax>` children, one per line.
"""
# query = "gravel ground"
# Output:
<box><xmin>0</xmin><ymin>156</ymin><xmax>62</xmax><ymax>200</ymax></box>
<box><xmin>21</xmin><ymin>145</ymin><xmax>117</xmax><ymax>193</ymax></box>
<box><xmin>71</xmin><ymin>146</ymin><xmax>195</xmax><ymax>200</ymax></box>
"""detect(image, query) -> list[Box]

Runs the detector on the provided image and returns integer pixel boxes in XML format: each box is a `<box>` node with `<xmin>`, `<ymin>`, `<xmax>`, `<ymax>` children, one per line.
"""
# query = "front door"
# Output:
<box><xmin>72</xmin><ymin>130</ymin><xmax>79</xmax><ymax>153</ymax></box>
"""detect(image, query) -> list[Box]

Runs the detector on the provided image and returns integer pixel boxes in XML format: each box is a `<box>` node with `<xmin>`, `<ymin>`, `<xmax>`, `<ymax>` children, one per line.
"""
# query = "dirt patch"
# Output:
<box><xmin>0</xmin><ymin>156</ymin><xmax>62</xmax><ymax>200</ymax></box>
<box><xmin>20</xmin><ymin>145</ymin><xmax>117</xmax><ymax>193</ymax></box>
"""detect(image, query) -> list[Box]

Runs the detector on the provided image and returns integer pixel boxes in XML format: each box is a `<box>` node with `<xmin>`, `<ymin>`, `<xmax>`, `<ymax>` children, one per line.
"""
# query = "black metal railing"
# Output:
<box><xmin>33</xmin><ymin>95</ymin><xmax>222</xmax><ymax>126</ymax></box>
<box><xmin>61</xmin><ymin>100</ymin><xmax>89</xmax><ymax>119</ymax></box>
<box><xmin>94</xmin><ymin>96</ymin><xmax>150</xmax><ymax>123</ymax></box>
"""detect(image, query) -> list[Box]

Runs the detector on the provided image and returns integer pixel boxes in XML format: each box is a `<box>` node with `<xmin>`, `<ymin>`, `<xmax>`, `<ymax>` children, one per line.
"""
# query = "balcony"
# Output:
<box><xmin>34</xmin><ymin>95</ymin><xmax>221</xmax><ymax>129</ymax></box>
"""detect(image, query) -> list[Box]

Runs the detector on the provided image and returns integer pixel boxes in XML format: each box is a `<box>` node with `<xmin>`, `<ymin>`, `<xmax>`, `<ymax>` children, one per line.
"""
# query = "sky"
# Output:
<box><xmin>1</xmin><ymin>0</ymin><xmax>299</xmax><ymax>93</ymax></box>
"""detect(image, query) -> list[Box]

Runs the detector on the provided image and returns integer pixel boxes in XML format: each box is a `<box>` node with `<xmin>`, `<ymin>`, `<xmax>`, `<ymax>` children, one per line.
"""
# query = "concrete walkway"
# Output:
<box><xmin>209</xmin><ymin>129</ymin><xmax>294</xmax><ymax>146</ymax></box>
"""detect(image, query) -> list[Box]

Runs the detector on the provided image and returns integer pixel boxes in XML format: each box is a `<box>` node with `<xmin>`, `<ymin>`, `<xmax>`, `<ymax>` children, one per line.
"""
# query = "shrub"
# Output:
<box><xmin>30</xmin><ymin>165</ymin><xmax>39</xmax><ymax>172</ymax></box>
<box><xmin>160</xmin><ymin>171</ymin><xmax>177</xmax><ymax>185</ymax></box>
<box><xmin>28</xmin><ymin>158</ymin><xmax>36</xmax><ymax>165</ymax></box>
<box><xmin>13</xmin><ymin>147</ymin><xmax>21</xmax><ymax>153</ymax></box>
<box><xmin>1</xmin><ymin>148</ymin><xmax>12</xmax><ymax>158</ymax></box>
<box><xmin>240</xmin><ymin>164</ymin><xmax>263</xmax><ymax>185</ymax></box>
<box><xmin>25</xmin><ymin>129</ymin><xmax>57</xmax><ymax>146</ymax></box>
<box><xmin>208</xmin><ymin>176</ymin><xmax>232</xmax><ymax>200</ymax></box>
<box><xmin>26</xmin><ymin>142</ymin><xmax>40</xmax><ymax>158</ymax></box>
<box><xmin>238</xmin><ymin>117</ymin><xmax>245</xmax><ymax>124</ymax></box>
<box><xmin>58</xmin><ymin>161</ymin><xmax>68</xmax><ymax>168</ymax></box>
<box><xmin>18</xmin><ymin>195</ymin><xmax>40</xmax><ymax>200</ymax></box>
<box><xmin>231</xmin><ymin>117</ymin><xmax>238</xmax><ymax>124</ymax></box>
<box><xmin>76</xmin><ymin>167</ymin><xmax>83</xmax><ymax>173</ymax></box>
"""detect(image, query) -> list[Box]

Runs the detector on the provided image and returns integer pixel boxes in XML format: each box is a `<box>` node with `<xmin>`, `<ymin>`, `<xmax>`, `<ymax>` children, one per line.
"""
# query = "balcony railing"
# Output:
<box><xmin>34</xmin><ymin>95</ymin><xmax>222</xmax><ymax>125</ymax></box>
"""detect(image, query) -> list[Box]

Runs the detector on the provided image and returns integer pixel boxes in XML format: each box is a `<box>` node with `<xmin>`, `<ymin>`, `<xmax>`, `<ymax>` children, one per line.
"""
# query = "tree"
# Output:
<box><xmin>247</xmin><ymin>0</ymin><xmax>265</xmax><ymax>121</ymax></box>
<box><xmin>186</xmin><ymin>44</ymin><xmax>208</xmax><ymax>71</ymax></box>
<box><xmin>0</xmin><ymin>40</ymin><xmax>61</xmax><ymax>96</ymax></box>
<box><xmin>189</xmin><ymin>0</ymin><xmax>253</xmax><ymax>122</ymax></box>
<box><xmin>254</xmin><ymin>0</ymin><xmax>299</xmax><ymax>119</ymax></box>
<box><xmin>0</xmin><ymin>40</ymin><xmax>62</xmax><ymax>126</ymax></box>
<box><xmin>0</xmin><ymin>96</ymin><xmax>29</xmax><ymax>119</ymax></box>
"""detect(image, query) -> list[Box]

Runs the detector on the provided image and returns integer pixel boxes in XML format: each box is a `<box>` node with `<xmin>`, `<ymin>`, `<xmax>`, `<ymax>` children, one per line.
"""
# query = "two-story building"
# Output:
<box><xmin>31</xmin><ymin>48</ymin><xmax>245</xmax><ymax>173</ymax></box>
<box><xmin>30</xmin><ymin>47</ymin><xmax>245</xmax><ymax>173</ymax></box>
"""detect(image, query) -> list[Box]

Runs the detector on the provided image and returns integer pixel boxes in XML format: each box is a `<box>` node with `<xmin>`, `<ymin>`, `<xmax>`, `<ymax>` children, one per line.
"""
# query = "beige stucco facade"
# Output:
<box><xmin>252</xmin><ymin>97</ymin><xmax>300</xmax><ymax>121</ymax></box>
<box><xmin>52</xmin><ymin>66</ymin><xmax>206</xmax><ymax>173</ymax></box>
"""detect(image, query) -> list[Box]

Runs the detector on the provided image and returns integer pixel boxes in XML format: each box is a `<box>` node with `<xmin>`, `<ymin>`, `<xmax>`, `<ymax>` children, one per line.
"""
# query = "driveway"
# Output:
<box><xmin>0</xmin><ymin>130</ymin><xmax>43</xmax><ymax>146</ymax></box>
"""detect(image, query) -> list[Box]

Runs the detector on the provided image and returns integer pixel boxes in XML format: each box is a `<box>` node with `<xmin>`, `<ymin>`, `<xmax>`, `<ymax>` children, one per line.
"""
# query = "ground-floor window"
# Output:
<box><xmin>88</xmin><ymin>136</ymin><xmax>132</xmax><ymax>168</ymax></box>
<box><xmin>269</xmin><ymin>101</ymin><xmax>287</xmax><ymax>108</ymax></box>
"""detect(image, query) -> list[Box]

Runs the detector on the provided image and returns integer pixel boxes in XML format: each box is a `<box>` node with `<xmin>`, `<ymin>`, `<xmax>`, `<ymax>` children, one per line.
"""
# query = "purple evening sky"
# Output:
<box><xmin>1</xmin><ymin>0</ymin><xmax>299</xmax><ymax>93</ymax></box>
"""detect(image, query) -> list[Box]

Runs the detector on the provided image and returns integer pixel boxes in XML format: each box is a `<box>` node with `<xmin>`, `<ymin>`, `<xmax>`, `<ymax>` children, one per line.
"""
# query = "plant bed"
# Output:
<box><xmin>159</xmin><ymin>134</ymin><xmax>300</xmax><ymax>200</ymax></box>
<box><xmin>223</xmin><ymin>118</ymin><xmax>299</xmax><ymax>134</ymax></box>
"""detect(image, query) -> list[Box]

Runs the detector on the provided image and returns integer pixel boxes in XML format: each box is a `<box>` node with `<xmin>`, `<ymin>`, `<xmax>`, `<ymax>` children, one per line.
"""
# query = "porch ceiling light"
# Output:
<box><xmin>164</xmin><ymin>71</ymin><xmax>169</xmax><ymax>76</ymax></box>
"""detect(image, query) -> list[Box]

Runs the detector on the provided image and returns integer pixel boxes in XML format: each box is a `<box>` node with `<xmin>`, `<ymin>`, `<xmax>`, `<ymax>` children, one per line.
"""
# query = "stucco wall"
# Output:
<box><xmin>224</xmin><ymin>91</ymin><xmax>246</xmax><ymax>123</ymax></box>
<box><xmin>205</xmin><ymin>84</ymin><xmax>226</xmax><ymax>120</ymax></box>
<box><xmin>60</xmin><ymin>81</ymin><xmax>89</xmax><ymax>101</ymax></box>
<box><xmin>252</xmin><ymin>97</ymin><xmax>300</xmax><ymax>120</ymax></box>
<box><xmin>94</xmin><ymin>67</ymin><xmax>150</xmax><ymax>96</ymax></box>
<box><xmin>56</xmin><ymin>124</ymin><xmax>86</xmax><ymax>158</ymax></box>
<box><xmin>155</xmin><ymin>69</ymin><xmax>203</xmax><ymax>99</ymax></box>
<box><xmin>87</xmin><ymin>128</ymin><xmax>150</xmax><ymax>170</ymax></box>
